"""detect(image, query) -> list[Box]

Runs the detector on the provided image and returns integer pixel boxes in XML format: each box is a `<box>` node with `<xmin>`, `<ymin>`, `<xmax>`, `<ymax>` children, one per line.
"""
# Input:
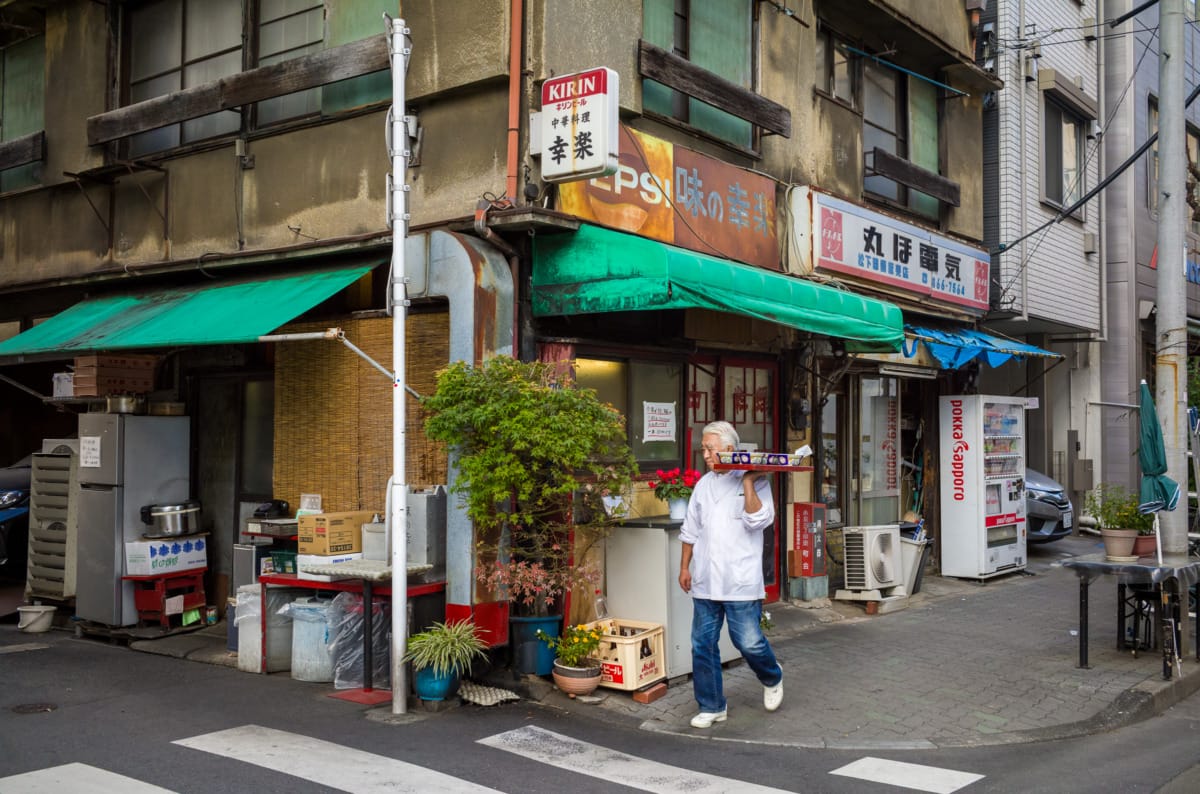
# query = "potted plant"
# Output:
<box><xmin>648</xmin><ymin>468</ymin><xmax>703</xmax><ymax>520</ymax></box>
<box><xmin>403</xmin><ymin>619</ymin><xmax>488</xmax><ymax>701</ymax></box>
<box><xmin>1085</xmin><ymin>483</ymin><xmax>1155</xmax><ymax>560</ymax></box>
<box><xmin>421</xmin><ymin>356</ymin><xmax>638</xmax><ymax>675</ymax></box>
<box><xmin>538</xmin><ymin>623</ymin><xmax>604</xmax><ymax>698</ymax></box>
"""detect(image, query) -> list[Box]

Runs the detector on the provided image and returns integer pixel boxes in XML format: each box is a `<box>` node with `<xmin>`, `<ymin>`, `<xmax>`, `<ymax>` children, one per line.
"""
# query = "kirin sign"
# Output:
<box><xmin>540</xmin><ymin>67</ymin><xmax>619</xmax><ymax>183</ymax></box>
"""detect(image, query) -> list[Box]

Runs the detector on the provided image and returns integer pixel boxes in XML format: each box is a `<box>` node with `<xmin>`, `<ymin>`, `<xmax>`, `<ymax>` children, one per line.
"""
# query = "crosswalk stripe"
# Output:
<box><xmin>477</xmin><ymin>725</ymin><xmax>791</xmax><ymax>793</ymax></box>
<box><xmin>0</xmin><ymin>762</ymin><xmax>177</xmax><ymax>793</ymax></box>
<box><xmin>830</xmin><ymin>757</ymin><xmax>984</xmax><ymax>794</ymax></box>
<box><xmin>174</xmin><ymin>725</ymin><xmax>499</xmax><ymax>793</ymax></box>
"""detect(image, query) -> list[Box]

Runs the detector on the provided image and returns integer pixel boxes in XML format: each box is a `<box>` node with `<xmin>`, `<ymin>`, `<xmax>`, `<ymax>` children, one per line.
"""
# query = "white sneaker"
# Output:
<box><xmin>690</xmin><ymin>709</ymin><xmax>727</xmax><ymax>728</ymax></box>
<box><xmin>764</xmin><ymin>679</ymin><xmax>783</xmax><ymax>712</ymax></box>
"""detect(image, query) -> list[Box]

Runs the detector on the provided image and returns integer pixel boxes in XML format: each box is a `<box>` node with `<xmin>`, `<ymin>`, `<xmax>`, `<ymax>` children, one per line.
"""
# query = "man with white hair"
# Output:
<box><xmin>678</xmin><ymin>420</ymin><xmax>783</xmax><ymax>729</ymax></box>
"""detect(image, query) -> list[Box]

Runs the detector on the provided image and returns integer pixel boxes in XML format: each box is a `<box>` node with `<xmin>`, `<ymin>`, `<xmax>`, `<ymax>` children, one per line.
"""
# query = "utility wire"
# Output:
<box><xmin>992</xmin><ymin>24</ymin><xmax>1161</xmax><ymax>305</ymax></box>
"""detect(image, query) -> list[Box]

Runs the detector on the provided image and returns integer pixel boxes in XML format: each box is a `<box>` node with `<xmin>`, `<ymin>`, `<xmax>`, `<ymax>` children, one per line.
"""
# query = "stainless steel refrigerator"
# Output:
<box><xmin>75</xmin><ymin>413</ymin><xmax>191</xmax><ymax>626</ymax></box>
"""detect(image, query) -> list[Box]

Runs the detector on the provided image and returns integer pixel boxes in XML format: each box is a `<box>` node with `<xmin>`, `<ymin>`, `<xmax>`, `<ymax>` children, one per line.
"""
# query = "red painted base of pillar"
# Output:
<box><xmin>327</xmin><ymin>688</ymin><xmax>393</xmax><ymax>705</ymax></box>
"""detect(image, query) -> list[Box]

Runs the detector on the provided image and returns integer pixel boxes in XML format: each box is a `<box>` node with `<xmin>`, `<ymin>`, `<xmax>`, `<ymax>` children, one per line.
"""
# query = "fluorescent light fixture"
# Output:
<box><xmin>878</xmin><ymin>364</ymin><xmax>938</xmax><ymax>380</ymax></box>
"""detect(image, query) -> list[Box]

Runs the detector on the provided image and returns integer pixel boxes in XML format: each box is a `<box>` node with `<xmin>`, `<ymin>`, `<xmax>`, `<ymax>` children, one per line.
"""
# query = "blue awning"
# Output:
<box><xmin>905</xmin><ymin>326</ymin><xmax>1061</xmax><ymax>369</ymax></box>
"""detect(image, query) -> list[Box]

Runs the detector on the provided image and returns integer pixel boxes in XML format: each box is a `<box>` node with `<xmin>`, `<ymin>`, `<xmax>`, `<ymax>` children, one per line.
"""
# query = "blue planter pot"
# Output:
<box><xmin>413</xmin><ymin>667</ymin><xmax>460</xmax><ymax>701</ymax></box>
<box><xmin>510</xmin><ymin>615</ymin><xmax>561</xmax><ymax>675</ymax></box>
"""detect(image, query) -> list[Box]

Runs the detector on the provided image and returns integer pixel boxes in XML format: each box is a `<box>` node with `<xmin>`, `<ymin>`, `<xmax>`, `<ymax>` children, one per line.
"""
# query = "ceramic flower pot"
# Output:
<box><xmin>413</xmin><ymin>667</ymin><xmax>460</xmax><ymax>701</ymax></box>
<box><xmin>1132</xmin><ymin>533</ymin><xmax>1158</xmax><ymax>558</ymax></box>
<box><xmin>551</xmin><ymin>659</ymin><xmax>603</xmax><ymax>698</ymax></box>
<box><xmin>1101</xmin><ymin>528</ymin><xmax>1137</xmax><ymax>560</ymax></box>
<box><xmin>668</xmin><ymin>497</ymin><xmax>688</xmax><ymax>521</ymax></box>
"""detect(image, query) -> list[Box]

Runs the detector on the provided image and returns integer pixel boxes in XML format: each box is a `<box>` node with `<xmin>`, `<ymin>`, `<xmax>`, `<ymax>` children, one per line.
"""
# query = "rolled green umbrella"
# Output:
<box><xmin>1138</xmin><ymin>380</ymin><xmax>1180</xmax><ymax>514</ymax></box>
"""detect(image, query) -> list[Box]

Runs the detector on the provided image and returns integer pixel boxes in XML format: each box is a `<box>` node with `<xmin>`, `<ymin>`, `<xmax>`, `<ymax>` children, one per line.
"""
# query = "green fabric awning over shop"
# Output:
<box><xmin>531</xmin><ymin>224</ymin><xmax>903</xmax><ymax>350</ymax></box>
<box><xmin>0</xmin><ymin>264</ymin><xmax>374</xmax><ymax>358</ymax></box>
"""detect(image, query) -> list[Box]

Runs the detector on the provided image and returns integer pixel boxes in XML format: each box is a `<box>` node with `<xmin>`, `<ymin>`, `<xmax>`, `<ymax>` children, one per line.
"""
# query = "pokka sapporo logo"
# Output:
<box><xmin>949</xmin><ymin>399</ymin><xmax>968</xmax><ymax>501</ymax></box>
<box><xmin>820</xmin><ymin>207</ymin><xmax>844</xmax><ymax>261</ymax></box>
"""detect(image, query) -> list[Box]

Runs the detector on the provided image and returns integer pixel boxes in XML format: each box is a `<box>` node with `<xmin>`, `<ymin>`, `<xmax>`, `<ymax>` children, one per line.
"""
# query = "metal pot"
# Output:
<box><xmin>106</xmin><ymin>395</ymin><xmax>145</xmax><ymax>414</ymax></box>
<box><xmin>139</xmin><ymin>500</ymin><xmax>201</xmax><ymax>537</ymax></box>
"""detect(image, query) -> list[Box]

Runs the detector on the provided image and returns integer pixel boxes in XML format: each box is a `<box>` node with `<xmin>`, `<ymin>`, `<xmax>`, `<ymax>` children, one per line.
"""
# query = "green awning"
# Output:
<box><xmin>0</xmin><ymin>264</ymin><xmax>374</xmax><ymax>358</ymax></box>
<box><xmin>532</xmin><ymin>225</ymin><xmax>903</xmax><ymax>350</ymax></box>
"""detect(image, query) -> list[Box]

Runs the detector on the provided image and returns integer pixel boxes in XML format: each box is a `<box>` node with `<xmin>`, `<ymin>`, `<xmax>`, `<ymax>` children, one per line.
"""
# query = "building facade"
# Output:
<box><xmin>0</xmin><ymin>1</ymin><xmax>1007</xmax><ymax>636</ymax></box>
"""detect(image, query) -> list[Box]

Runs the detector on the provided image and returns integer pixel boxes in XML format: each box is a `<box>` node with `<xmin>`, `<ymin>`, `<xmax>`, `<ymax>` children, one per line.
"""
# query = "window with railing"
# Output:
<box><xmin>641</xmin><ymin>0</ymin><xmax>756</xmax><ymax>149</ymax></box>
<box><xmin>121</xmin><ymin>0</ymin><xmax>384</xmax><ymax>157</ymax></box>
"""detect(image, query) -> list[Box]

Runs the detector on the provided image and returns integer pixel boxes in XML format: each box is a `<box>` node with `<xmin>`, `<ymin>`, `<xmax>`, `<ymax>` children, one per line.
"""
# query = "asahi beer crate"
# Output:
<box><xmin>584</xmin><ymin>618</ymin><xmax>666</xmax><ymax>691</ymax></box>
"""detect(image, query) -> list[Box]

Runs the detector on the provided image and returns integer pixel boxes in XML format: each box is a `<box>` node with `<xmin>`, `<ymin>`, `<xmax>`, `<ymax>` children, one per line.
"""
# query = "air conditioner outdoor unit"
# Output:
<box><xmin>834</xmin><ymin>525</ymin><xmax>907</xmax><ymax>604</ymax></box>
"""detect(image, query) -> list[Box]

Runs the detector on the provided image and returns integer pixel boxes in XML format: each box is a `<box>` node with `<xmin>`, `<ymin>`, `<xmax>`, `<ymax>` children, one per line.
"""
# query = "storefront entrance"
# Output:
<box><xmin>686</xmin><ymin>357</ymin><xmax>780</xmax><ymax>603</ymax></box>
<box><xmin>820</xmin><ymin>370</ymin><xmax>926</xmax><ymax>533</ymax></box>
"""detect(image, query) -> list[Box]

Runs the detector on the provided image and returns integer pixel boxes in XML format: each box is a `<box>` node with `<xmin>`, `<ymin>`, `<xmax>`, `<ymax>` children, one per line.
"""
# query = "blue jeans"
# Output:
<box><xmin>690</xmin><ymin>598</ymin><xmax>782</xmax><ymax>712</ymax></box>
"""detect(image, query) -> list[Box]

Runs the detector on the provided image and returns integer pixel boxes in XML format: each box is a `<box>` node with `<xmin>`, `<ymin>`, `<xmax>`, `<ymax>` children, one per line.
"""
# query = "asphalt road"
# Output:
<box><xmin>4</xmin><ymin>614</ymin><xmax>1200</xmax><ymax>793</ymax></box>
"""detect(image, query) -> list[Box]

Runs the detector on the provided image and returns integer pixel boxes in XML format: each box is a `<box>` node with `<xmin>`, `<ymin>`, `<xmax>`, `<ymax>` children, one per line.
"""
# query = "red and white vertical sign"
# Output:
<box><xmin>540</xmin><ymin>67</ymin><xmax>619</xmax><ymax>183</ymax></box>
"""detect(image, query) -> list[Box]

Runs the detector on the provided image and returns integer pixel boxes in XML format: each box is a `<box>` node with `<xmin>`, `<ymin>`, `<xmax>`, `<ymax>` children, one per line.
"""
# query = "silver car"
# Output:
<box><xmin>1026</xmin><ymin>468</ymin><xmax>1073</xmax><ymax>544</ymax></box>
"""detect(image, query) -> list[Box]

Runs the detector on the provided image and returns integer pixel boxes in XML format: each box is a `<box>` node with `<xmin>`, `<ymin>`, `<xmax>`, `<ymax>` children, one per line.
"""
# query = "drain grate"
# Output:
<box><xmin>11</xmin><ymin>703</ymin><xmax>57</xmax><ymax>714</ymax></box>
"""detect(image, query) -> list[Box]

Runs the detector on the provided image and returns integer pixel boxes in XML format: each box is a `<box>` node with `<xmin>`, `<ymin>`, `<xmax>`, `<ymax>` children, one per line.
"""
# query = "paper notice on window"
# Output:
<box><xmin>80</xmin><ymin>436</ymin><xmax>101</xmax><ymax>468</ymax></box>
<box><xmin>643</xmin><ymin>401</ymin><xmax>676</xmax><ymax>442</ymax></box>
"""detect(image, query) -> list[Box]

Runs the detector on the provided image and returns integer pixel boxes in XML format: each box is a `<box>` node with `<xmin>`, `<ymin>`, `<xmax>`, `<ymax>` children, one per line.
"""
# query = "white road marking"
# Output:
<box><xmin>830</xmin><ymin>757</ymin><xmax>984</xmax><ymax>793</ymax></box>
<box><xmin>477</xmin><ymin>724</ymin><xmax>791</xmax><ymax>793</ymax></box>
<box><xmin>173</xmin><ymin>724</ymin><xmax>499</xmax><ymax>793</ymax></box>
<box><xmin>0</xmin><ymin>762</ymin><xmax>177</xmax><ymax>793</ymax></box>
<box><xmin>0</xmin><ymin>643</ymin><xmax>50</xmax><ymax>654</ymax></box>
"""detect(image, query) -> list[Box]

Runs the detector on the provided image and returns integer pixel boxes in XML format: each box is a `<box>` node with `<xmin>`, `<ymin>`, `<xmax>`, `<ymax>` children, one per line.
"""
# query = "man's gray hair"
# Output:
<box><xmin>702</xmin><ymin>421</ymin><xmax>739</xmax><ymax>450</ymax></box>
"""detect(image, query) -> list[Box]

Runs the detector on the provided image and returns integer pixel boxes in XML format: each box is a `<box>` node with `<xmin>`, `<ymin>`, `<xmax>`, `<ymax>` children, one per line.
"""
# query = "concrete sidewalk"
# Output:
<box><xmin>539</xmin><ymin>535</ymin><xmax>1200</xmax><ymax>749</ymax></box>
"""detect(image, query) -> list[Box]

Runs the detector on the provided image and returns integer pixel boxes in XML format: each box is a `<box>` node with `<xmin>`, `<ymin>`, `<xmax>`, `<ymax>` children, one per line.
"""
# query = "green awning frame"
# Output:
<box><xmin>532</xmin><ymin>224</ymin><xmax>903</xmax><ymax>350</ymax></box>
<box><xmin>0</xmin><ymin>264</ymin><xmax>374</xmax><ymax>358</ymax></box>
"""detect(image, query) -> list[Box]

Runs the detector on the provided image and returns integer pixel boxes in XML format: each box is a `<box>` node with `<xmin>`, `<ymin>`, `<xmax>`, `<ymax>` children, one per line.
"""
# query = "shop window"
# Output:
<box><xmin>575</xmin><ymin>357</ymin><xmax>682</xmax><ymax>465</ymax></box>
<box><xmin>1042</xmin><ymin>96</ymin><xmax>1084</xmax><ymax>210</ymax></box>
<box><xmin>642</xmin><ymin>0</ymin><xmax>754</xmax><ymax>148</ymax></box>
<box><xmin>820</xmin><ymin>387</ymin><xmax>843</xmax><ymax>526</ymax></box>
<box><xmin>0</xmin><ymin>34</ymin><xmax>45</xmax><ymax>192</ymax></box>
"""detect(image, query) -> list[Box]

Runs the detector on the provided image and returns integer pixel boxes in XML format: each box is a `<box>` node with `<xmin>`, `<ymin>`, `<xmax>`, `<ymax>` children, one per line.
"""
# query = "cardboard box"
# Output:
<box><xmin>297</xmin><ymin>510</ymin><xmax>374</xmax><ymax>555</ymax></box>
<box><xmin>125</xmin><ymin>535</ymin><xmax>208</xmax><ymax>576</ymax></box>
<box><xmin>71</xmin><ymin>371</ymin><xmax>154</xmax><ymax>397</ymax></box>
<box><xmin>73</xmin><ymin>353</ymin><xmax>159</xmax><ymax>371</ymax></box>
<box><xmin>586</xmin><ymin>618</ymin><xmax>667</xmax><ymax>691</ymax></box>
<box><xmin>297</xmin><ymin>552</ymin><xmax>363</xmax><ymax>581</ymax></box>
<box><xmin>71</xmin><ymin>353</ymin><xmax>159</xmax><ymax>396</ymax></box>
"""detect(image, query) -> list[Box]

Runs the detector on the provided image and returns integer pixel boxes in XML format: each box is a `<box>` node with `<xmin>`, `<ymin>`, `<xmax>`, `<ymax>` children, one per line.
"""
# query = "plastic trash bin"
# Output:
<box><xmin>236</xmin><ymin>584</ymin><xmax>300</xmax><ymax>673</ymax></box>
<box><xmin>900</xmin><ymin>537</ymin><xmax>930</xmax><ymax>596</ymax></box>
<box><xmin>289</xmin><ymin>596</ymin><xmax>335</xmax><ymax>682</ymax></box>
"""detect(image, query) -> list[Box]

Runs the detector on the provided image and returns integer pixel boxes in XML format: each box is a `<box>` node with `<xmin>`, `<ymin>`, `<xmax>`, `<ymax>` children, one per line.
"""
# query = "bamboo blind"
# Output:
<box><xmin>273</xmin><ymin>313</ymin><xmax>450</xmax><ymax>513</ymax></box>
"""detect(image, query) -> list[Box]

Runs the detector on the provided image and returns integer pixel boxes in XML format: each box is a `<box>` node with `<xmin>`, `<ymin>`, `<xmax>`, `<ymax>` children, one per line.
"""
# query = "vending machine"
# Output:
<box><xmin>939</xmin><ymin>395</ymin><xmax>1027</xmax><ymax>579</ymax></box>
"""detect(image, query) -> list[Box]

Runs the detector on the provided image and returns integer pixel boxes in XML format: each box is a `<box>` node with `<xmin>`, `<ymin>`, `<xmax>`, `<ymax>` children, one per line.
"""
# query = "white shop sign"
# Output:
<box><xmin>790</xmin><ymin>188</ymin><xmax>990</xmax><ymax>312</ymax></box>
<box><xmin>539</xmin><ymin>67</ymin><xmax>619</xmax><ymax>183</ymax></box>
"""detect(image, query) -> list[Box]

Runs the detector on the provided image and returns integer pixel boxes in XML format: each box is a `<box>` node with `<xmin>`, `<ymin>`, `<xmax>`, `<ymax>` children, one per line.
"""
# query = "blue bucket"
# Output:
<box><xmin>509</xmin><ymin>615</ymin><xmax>561</xmax><ymax>676</ymax></box>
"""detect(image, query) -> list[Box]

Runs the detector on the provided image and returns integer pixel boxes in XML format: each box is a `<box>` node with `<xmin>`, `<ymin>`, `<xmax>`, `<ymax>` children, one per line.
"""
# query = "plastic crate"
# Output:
<box><xmin>584</xmin><ymin>618</ymin><xmax>666</xmax><ymax>691</ymax></box>
<box><xmin>271</xmin><ymin>550</ymin><xmax>297</xmax><ymax>575</ymax></box>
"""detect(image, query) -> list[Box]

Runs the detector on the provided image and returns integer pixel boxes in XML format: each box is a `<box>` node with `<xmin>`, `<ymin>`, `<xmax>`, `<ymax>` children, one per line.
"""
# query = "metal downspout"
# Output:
<box><xmin>507</xmin><ymin>0</ymin><xmax>524</xmax><ymax>202</ymax></box>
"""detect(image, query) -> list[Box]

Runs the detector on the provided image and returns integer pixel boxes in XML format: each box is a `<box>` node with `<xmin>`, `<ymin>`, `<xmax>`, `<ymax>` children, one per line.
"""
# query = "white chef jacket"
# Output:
<box><xmin>679</xmin><ymin>469</ymin><xmax>775</xmax><ymax>601</ymax></box>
